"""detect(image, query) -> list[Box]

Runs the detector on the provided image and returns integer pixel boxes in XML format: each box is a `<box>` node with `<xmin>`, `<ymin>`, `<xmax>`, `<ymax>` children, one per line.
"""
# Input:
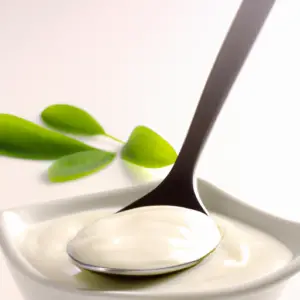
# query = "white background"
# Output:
<box><xmin>1</xmin><ymin>0</ymin><xmax>300</xmax><ymax>299</ymax></box>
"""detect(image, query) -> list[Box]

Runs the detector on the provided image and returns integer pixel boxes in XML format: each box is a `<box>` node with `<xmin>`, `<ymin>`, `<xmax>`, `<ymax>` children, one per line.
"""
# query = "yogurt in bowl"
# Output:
<box><xmin>1</xmin><ymin>179</ymin><xmax>300</xmax><ymax>300</ymax></box>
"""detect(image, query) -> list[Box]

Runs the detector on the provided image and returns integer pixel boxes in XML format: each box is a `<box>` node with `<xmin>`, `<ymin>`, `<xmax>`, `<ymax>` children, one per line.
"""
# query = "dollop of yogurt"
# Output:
<box><xmin>68</xmin><ymin>205</ymin><xmax>221</xmax><ymax>270</ymax></box>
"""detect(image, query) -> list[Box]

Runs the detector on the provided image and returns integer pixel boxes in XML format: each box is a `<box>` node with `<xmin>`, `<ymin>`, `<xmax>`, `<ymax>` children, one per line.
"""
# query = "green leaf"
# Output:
<box><xmin>48</xmin><ymin>150</ymin><xmax>116</xmax><ymax>182</ymax></box>
<box><xmin>0</xmin><ymin>114</ymin><xmax>95</xmax><ymax>160</ymax></box>
<box><xmin>121</xmin><ymin>126</ymin><xmax>177</xmax><ymax>168</ymax></box>
<box><xmin>41</xmin><ymin>104</ymin><xmax>105</xmax><ymax>135</ymax></box>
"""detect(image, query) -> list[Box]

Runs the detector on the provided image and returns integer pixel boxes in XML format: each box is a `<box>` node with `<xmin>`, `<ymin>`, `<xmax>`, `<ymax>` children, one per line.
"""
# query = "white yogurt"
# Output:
<box><xmin>18</xmin><ymin>208</ymin><xmax>292</xmax><ymax>292</ymax></box>
<box><xmin>68</xmin><ymin>205</ymin><xmax>221</xmax><ymax>270</ymax></box>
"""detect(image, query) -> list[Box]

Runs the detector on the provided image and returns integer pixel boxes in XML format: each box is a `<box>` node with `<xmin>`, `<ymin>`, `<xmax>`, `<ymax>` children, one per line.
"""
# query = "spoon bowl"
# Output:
<box><xmin>67</xmin><ymin>204</ymin><xmax>221</xmax><ymax>276</ymax></box>
<box><xmin>67</xmin><ymin>0</ymin><xmax>276</xmax><ymax>276</ymax></box>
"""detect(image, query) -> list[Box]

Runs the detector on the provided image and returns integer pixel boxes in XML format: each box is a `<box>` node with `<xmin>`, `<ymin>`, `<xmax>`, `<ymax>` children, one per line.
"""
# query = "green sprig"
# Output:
<box><xmin>0</xmin><ymin>104</ymin><xmax>177</xmax><ymax>182</ymax></box>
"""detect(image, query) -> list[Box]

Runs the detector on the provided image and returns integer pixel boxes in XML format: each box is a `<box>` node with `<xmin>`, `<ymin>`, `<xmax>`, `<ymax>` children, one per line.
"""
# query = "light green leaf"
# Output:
<box><xmin>121</xmin><ymin>126</ymin><xmax>177</xmax><ymax>168</ymax></box>
<box><xmin>48</xmin><ymin>150</ymin><xmax>116</xmax><ymax>182</ymax></box>
<box><xmin>41</xmin><ymin>104</ymin><xmax>105</xmax><ymax>135</ymax></box>
<box><xmin>0</xmin><ymin>114</ymin><xmax>95</xmax><ymax>159</ymax></box>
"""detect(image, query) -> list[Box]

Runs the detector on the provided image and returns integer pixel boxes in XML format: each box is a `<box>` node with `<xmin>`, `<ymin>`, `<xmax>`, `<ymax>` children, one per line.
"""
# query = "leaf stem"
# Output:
<box><xmin>104</xmin><ymin>133</ymin><xmax>125</xmax><ymax>144</ymax></box>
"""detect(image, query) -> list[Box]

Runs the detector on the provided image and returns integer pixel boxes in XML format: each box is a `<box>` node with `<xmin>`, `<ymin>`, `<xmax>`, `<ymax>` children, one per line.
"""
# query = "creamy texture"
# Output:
<box><xmin>18</xmin><ymin>209</ymin><xmax>292</xmax><ymax>292</ymax></box>
<box><xmin>68</xmin><ymin>205</ymin><xmax>221</xmax><ymax>270</ymax></box>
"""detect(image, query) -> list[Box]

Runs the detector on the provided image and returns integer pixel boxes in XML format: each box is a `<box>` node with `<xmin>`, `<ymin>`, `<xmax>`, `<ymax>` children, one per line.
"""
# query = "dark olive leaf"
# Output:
<box><xmin>48</xmin><ymin>150</ymin><xmax>116</xmax><ymax>182</ymax></box>
<box><xmin>121</xmin><ymin>126</ymin><xmax>177</xmax><ymax>168</ymax></box>
<box><xmin>41</xmin><ymin>104</ymin><xmax>105</xmax><ymax>135</ymax></box>
<box><xmin>0</xmin><ymin>114</ymin><xmax>95</xmax><ymax>159</ymax></box>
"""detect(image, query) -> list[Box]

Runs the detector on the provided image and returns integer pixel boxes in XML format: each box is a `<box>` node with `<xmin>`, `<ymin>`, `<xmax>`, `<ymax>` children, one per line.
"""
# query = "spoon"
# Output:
<box><xmin>67</xmin><ymin>0</ymin><xmax>276</xmax><ymax>276</ymax></box>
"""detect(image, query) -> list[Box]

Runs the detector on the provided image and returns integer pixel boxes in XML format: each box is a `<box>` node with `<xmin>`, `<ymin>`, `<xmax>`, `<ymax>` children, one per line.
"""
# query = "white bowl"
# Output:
<box><xmin>1</xmin><ymin>179</ymin><xmax>300</xmax><ymax>300</ymax></box>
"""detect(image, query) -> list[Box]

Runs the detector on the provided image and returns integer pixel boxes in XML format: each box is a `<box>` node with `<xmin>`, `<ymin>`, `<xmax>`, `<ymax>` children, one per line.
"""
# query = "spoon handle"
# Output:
<box><xmin>170</xmin><ymin>0</ymin><xmax>276</xmax><ymax>179</ymax></box>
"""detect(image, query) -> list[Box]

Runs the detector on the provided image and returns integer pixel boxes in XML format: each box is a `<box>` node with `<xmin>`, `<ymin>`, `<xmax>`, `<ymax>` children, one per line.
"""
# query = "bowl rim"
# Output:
<box><xmin>1</xmin><ymin>179</ymin><xmax>300</xmax><ymax>299</ymax></box>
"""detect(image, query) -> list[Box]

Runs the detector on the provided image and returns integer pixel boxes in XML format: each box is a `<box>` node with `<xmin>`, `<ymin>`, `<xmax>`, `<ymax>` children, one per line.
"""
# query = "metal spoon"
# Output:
<box><xmin>68</xmin><ymin>0</ymin><xmax>276</xmax><ymax>276</ymax></box>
